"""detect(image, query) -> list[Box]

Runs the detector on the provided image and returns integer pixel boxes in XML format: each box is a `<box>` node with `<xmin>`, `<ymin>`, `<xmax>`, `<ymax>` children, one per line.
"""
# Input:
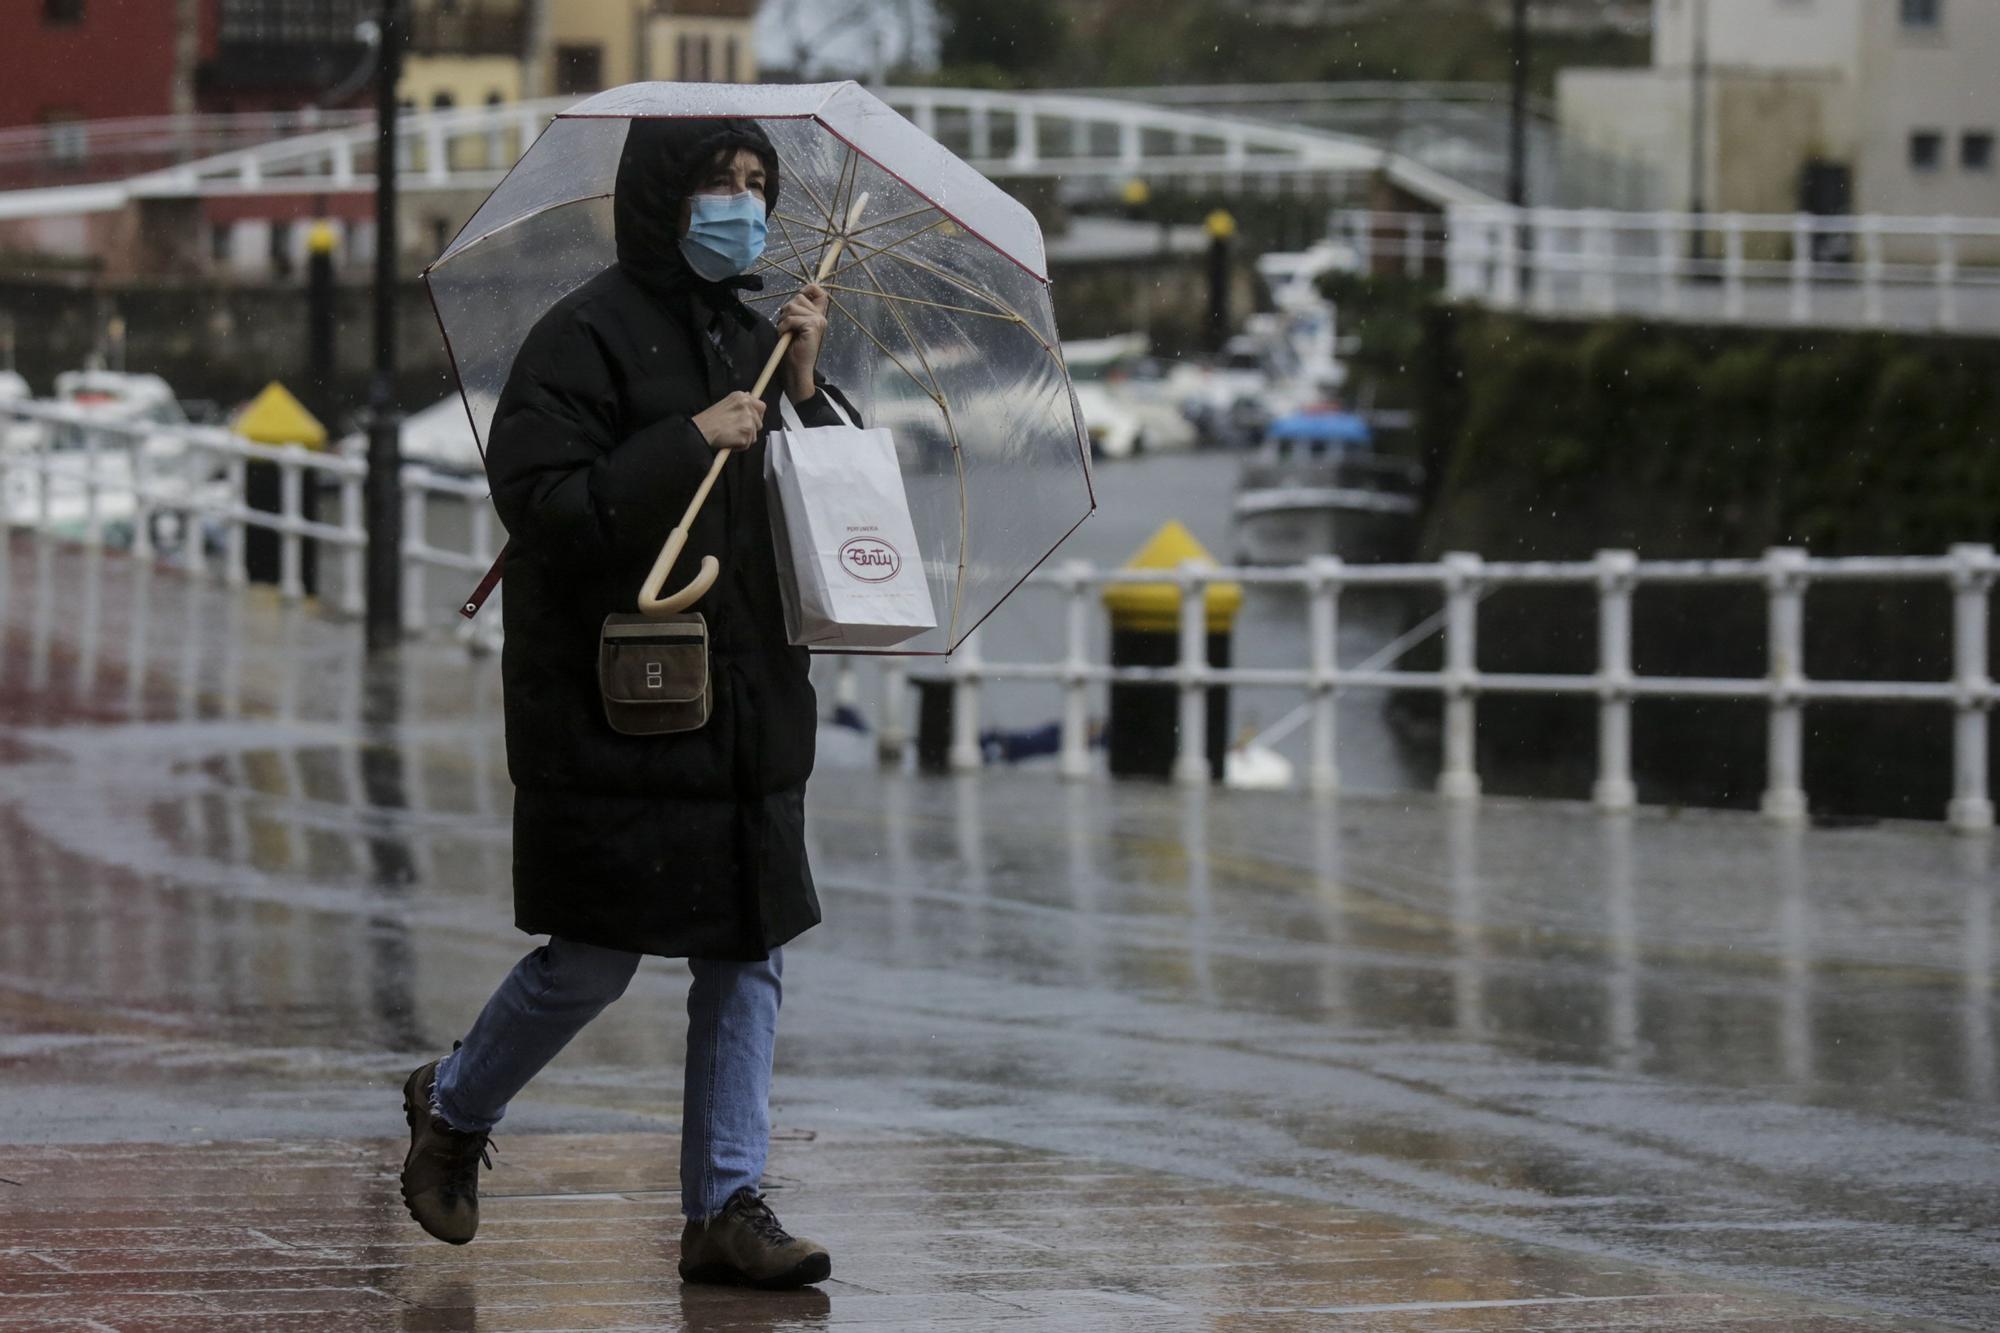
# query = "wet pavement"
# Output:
<box><xmin>0</xmin><ymin>535</ymin><xmax>1996</xmax><ymax>1330</ymax></box>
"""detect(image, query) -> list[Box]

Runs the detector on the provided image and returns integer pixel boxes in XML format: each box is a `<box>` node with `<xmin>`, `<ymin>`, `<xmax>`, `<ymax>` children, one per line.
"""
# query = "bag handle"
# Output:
<box><xmin>777</xmin><ymin>386</ymin><xmax>857</xmax><ymax>434</ymax></box>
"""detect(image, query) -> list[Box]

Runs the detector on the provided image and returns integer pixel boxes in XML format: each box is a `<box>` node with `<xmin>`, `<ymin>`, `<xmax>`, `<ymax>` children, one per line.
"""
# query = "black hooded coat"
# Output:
<box><xmin>484</xmin><ymin>118</ymin><xmax>848</xmax><ymax>960</ymax></box>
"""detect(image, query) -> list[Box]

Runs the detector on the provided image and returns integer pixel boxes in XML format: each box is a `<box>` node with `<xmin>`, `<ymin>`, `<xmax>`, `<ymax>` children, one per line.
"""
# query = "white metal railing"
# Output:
<box><xmin>900</xmin><ymin>549</ymin><xmax>1997</xmax><ymax>833</ymax></box>
<box><xmin>1341</xmin><ymin>206</ymin><xmax>2000</xmax><ymax>335</ymax></box>
<box><xmin>2</xmin><ymin>402</ymin><xmax>1990</xmax><ymax>829</ymax></box>
<box><xmin>0</xmin><ymin>402</ymin><xmax>496</xmax><ymax>639</ymax></box>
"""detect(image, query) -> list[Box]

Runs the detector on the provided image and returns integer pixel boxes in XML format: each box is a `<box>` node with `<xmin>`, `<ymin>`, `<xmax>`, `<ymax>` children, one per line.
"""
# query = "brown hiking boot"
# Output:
<box><xmin>678</xmin><ymin>1188</ymin><xmax>831</xmax><ymax>1289</ymax></box>
<box><xmin>399</xmin><ymin>1058</ymin><xmax>494</xmax><ymax>1245</ymax></box>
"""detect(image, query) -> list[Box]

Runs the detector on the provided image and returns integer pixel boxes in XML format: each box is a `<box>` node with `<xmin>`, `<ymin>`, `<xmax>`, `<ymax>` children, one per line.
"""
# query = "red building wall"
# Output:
<box><xmin>0</xmin><ymin>1</ymin><xmax>214</xmax><ymax>131</ymax></box>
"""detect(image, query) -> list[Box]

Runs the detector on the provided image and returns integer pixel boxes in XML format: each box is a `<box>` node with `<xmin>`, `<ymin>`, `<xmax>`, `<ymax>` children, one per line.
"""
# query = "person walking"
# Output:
<box><xmin>397</xmin><ymin>116</ymin><xmax>845</xmax><ymax>1291</ymax></box>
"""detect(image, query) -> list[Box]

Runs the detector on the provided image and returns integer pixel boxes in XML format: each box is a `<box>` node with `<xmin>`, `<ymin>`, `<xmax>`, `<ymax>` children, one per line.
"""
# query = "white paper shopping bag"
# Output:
<box><xmin>765</xmin><ymin>394</ymin><xmax>937</xmax><ymax>649</ymax></box>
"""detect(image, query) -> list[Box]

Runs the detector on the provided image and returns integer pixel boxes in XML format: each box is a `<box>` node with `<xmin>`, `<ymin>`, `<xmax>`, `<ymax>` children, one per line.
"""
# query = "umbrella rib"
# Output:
<box><xmin>820</xmin><ymin>289</ymin><xmax>944</xmax><ymax>410</ymax></box>
<box><xmin>785</xmin><ymin>157</ymin><xmax>842</xmax><ymax>238</ymax></box>
<box><xmin>767</xmin><ymin>211</ymin><xmax>821</xmax><ymax>289</ymax></box>
<box><xmin>844</xmin><ymin>244</ymin><xmax>970</xmax><ymax>641</ymax></box>
<box><xmin>818</xmin><ymin>284</ymin><xmax>1023</xmax><ymax>323</ymax></box>
<box><xmin>773</xmin><ymin>204</ymin><xmax>937</xmax><ymax>244</ymax></box>
<box><xmin>831</xmin><ymin>239</ymin><xmax>1060</xmax><ymax>360</ymax></box>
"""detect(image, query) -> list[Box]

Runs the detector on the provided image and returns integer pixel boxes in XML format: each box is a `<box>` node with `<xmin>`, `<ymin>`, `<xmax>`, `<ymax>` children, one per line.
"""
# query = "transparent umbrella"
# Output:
<box><xmin>425</xmin><ymin>81</ymin><xmax>1095</xmax><ymax>654</ymax></box>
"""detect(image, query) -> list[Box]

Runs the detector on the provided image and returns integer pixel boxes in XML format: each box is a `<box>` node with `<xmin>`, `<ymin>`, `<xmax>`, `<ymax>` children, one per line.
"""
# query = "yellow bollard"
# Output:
<box><xmin>1102</xmin><ymin>521</ymin><xmax>1242</xmax><ymax>781</ymax></box>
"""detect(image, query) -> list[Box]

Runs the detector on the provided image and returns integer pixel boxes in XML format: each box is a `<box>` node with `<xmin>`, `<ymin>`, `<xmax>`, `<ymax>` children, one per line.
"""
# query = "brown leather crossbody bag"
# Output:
<box><xmin>597</xmin><ymin>613</ymin><xmax>712</xmax><ymax>735</ymax></box>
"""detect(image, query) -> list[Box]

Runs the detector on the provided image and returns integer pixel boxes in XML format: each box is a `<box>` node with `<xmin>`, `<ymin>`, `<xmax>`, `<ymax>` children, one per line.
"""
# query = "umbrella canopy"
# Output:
<box><xmin>424</xmin><ymin>81</ymin><xmax>1094</xmax><ymax>654</ymax></box>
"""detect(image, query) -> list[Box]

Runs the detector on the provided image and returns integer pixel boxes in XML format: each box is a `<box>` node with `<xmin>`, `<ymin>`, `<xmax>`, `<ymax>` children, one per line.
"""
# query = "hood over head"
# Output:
<box><xmin>614</xmin><ymin>116</ymin><xmax>781</xmax><ymax>310</ymax></box>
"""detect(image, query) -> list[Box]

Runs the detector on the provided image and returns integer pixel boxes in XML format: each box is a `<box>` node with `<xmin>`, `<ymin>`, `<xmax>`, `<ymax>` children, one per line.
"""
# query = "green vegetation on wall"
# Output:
<box><xmin>1421</xmin><ymin>311</ymin><xmax>2000</xmax><ymax>562</ymax></box>
<box><xmin>1379</xmin><ymin>297</ymin><xmax>1999</xmax><ymax>820</ymax></box>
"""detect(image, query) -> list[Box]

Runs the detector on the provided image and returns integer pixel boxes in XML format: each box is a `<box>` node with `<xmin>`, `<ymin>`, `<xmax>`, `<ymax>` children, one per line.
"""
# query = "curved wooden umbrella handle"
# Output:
<box><xmin>636</xmin><ymin>523</ymin><xmax>719</xmax><ymax>617</ymax></box>
<box><xmin>635</xmin><ymin>191</ymin><xmax>870</xmax><ymax>620</ymax></box>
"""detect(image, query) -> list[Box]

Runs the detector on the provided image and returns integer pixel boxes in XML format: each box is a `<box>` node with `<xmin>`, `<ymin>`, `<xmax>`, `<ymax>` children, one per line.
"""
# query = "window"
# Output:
<box><xmin>555</xmin><ymin>44</ymin><xmax>602</xmax><ymax>95</ymax></box>
<box><xmin>432</xmin><ymin>91</ymin><xmax>455</xmax><ymax>110</ymax></box>
<box><xmin>725</xmin><ymin>36</ymin><xmax>739</xmax><ymax>82</ymax></box>
<box><xmin>210</xmin><ymin>224</ymin><xmax>232</xmax><ymax>266</ymax></box>
<box><xmin>677</xmin><ymin>34</ymin><xmax>691</xmax><ymax>80</ymax></box>
<box><xmin>43</xmin><ymin>111</ymin><xmax>86</xmax><ymax>166</ymax></box>
<box><xmin>1900</xmin><ymin>0</ymin><xmax>1941</xmax><ymax>28</ymax></box>
<box><xmin>1909</xmin><ymin>130</ymin><xmax>1944</xmax><ymax>171</ymax></box>
<box><xmin>43</xmin><ymin>0</ymin><xmax>83</xmax><ymax>24</ymax></box>
<box><xmin>1963</xmin><ymin>132</ymin><xmax>1994</xmax><ymax>171</ymax></box>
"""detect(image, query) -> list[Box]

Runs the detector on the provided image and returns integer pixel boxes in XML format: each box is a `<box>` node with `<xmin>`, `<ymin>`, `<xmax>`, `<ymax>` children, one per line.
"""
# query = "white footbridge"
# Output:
<box><xmin>0</xmin><ymin>86</ymin><xmax>1492</xmax><ymax>225</ymax></box>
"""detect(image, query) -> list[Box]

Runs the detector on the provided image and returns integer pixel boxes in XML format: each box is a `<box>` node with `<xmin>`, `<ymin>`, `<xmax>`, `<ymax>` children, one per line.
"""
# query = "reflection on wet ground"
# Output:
<box><xmin>0</xmin><ymin>536</ymin><xmax>1994</xmax><ymax>1330</ymax></box>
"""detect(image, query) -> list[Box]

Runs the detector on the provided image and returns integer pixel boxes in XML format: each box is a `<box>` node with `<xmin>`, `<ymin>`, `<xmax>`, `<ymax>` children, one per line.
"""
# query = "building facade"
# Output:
<box><xmin>1560</xmin><ymin>0</ymin><xmax>2000</xmax><ymax>221</ymax></box>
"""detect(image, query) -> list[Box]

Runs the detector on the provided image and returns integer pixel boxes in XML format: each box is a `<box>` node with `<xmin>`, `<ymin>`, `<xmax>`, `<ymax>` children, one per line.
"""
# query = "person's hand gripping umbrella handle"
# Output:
<box><xmin>636</xmin><ymin>192</ymin><xmax>869</xmax><ymax>619</ymax></box>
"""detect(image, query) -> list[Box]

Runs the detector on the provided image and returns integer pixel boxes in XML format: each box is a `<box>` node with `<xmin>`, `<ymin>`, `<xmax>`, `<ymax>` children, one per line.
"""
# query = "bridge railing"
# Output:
<box><xmin>0</xmin><ymin>400</ymin><xmax>498</xmax><ymax>647</ymax></box>
<box><xmin>901</xmin><ymin>549</ymin><xmax>1996</xmax><ymax>832</ymax></box>
<box><xmin>1339</xmin><ymin>206</ymin><xmax>2000</xmax><ymax>335</ymax></box>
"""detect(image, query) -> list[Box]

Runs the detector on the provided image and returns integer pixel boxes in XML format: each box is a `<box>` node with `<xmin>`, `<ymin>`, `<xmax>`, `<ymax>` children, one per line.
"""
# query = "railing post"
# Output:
<box><xmin>1593</xmin><ymin>549</ymin><xmax>1638</xmax><ymax>812</ymax></box>
<box><xmin>1948</xmin><ymin>543</ymin><xmax>1995</xmax><ymax>833</ymax></box>
<box><xmin>948</xmin><ymin>628</ymin><xmax>983</xmax><ymax>773</ymax></box>
<box><xmin>1527</xmin><ymin>208</ymin><xmax>1553</xmax><ymax>313</ymax></box>
<box><xmin>1444</xmin><ymin>206</ymin><xmax>1476</xmax><ymax>298</ymax></box>
<box><xmin>1174</xmin><ymin>560</ymin><xmax>1211</xmax><ymax>787</ymax></box>
<box><xmin>278</xmin><ymin>446</ymin><xmax>303</xmax><ymax>601</ymax></box>
<box><xmin>1438</xmin><ymin>552</ymin><xmax>1482</xmax><ymax>801</ymax></box>
<box><xmin>338</xmin><ymin>459</ymin><xmax>364</xmax><ymax>618</ymax></box>
<box><xmin>1060</xmin><ymin>560</ymin><xmax>1093</xmax><ymax>781</ymax></box>
<box><xmin>1307</xmin><ymin>555</ymin><xmax>1341</xmax><ymax>796</ymax></box>
<box><xmin>1936</xmin><ymin>218</ymin><xmax>1960</xmax><ymax>331</ymax></box>
<box><xmin>1862</xmin><ymin>216</ymin><xmax>1885</xmax><ymax>327</ymax></box>
<box><xmin>878</xmin><ymin>658</ymin><xmax>908</xmax><ymax>766</ymax></box>
<box><xmin>182</xmin><ymin>439</ymin><xmax>208</xmax><ymax>579</ymax></box>
<box><xmin>1494</xmin><ymin>211</ymin><xmax>1521</xmax><ymax>309</ymax></box>
<box><xmin>129</xmin><ymin>443</ymin><xmax>153</xmax><ymax>562</ymax></box>
<box><xmin>81</xmin><ymin>426</ymin><xmax>102</xmax><ymax>550</ymax></box>
<box><xmin>1761</xmin><ymin>546</ymin><xmax>1810</xmax><ymax>824</ymax></box>
<box><xmin>1657</xmin><ymin>212</ymin><xmax>1681</xmax><ymax>316</ymax></box>
<box><xmin>222</xmin><ymin>454</ymin><xmax>246</xmax><ymax>586</ymax></box>
<box><xmin>401</xmin><ymin>471</ymin><xmax>426</xmax><ymax>634</ymax></box>
<box><xmin>1587</xmin><ymin>209</ymin><xmax>1615</xmax><ymax>314</ymax></box>
<box><xmin>34</xmin><ymin>424</ymin><xmax>51</xmax><ymax>531</ymax></box>
<box><xmin>1010</xmin><ymin>109</ymin><xmax>1037</xmax><ymax>171</ymax></box>
<box><xmin>1789</xmin><ymin>213</ymin><xmax>1813</xmax><ymax>325</ymax></box>
<box><xmin>1723</xmin><ymin>214</ymin><xmax>1746</xmax><ymax>323</ymax></box>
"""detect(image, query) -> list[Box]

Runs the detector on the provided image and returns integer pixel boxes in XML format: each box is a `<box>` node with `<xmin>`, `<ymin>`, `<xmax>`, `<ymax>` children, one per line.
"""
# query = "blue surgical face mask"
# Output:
<box><xmin>680</xmin><ymin>190</ymin><xmax>768</xmax><ymax>280</ymax></box>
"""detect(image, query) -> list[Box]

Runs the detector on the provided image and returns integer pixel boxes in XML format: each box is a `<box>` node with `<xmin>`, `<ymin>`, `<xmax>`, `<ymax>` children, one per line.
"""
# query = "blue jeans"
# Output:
<box><xmin>430</xmin><ymin>936</ymin><xmax>783</xmax><ymax>1221</ymax></box>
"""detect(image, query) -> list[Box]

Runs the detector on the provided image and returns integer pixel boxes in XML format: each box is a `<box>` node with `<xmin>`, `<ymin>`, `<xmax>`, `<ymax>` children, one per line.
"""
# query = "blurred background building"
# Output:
<box><xmin>0</xmin><ymin>0</ymin><xmax>761</xmax><ymax>278</ymax></box>
<box><xmin>1561</xmin><ymin>0</ymin><xmax>1999</xmax><ymax>219</ymax></box>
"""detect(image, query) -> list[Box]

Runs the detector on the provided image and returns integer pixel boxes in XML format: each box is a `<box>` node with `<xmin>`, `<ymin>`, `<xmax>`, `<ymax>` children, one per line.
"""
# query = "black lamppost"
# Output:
<box><xmin>366</xmin><ymin>0</ymin><xmax>406</xmax><ymax>652</ymax></box>
<box><xmin>1507</xmin><ymin>0</ymin><xmax>1529</xmax><ymax>208</ymax></box>
<box><xmin>1689</xmin><ymin>0</ymin><xmax>1709</xmax><ymax>261</ymax></box>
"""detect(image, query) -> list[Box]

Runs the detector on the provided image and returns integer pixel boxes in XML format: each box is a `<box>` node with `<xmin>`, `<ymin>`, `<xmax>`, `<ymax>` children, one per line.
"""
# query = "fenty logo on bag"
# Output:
<box><xmin>839</xmin><ymin>536</ymin><xmax>902</xmax><ymax>583</ymax></box>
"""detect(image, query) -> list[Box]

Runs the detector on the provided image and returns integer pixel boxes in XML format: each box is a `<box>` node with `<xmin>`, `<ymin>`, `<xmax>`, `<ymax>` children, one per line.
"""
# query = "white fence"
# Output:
<box><xmin>1340</xmin><ymin>206</ymin><xmax>2000</xmax><ymax>336</ymax></box>
<box><xmin>1</xmin><ymin>402</ymin><xmax>1991</xmax><ymax>830</ymax></box>
<box><xmin>0</xmin><ymin>399</ymin><xmax>498</xmax><ymax>645</ymax></box>
<box><xmin>906</xmin><ymin>549</ymin><xmax>1997</xmax><ymax>833</ymax></box>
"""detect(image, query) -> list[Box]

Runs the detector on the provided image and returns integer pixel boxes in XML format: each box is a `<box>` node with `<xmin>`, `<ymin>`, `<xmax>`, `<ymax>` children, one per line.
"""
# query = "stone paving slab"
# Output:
<box><xmin>0</xmin><ymin>1130</ymin><xmax>1942</xmax><ymax>1331</ymax></box>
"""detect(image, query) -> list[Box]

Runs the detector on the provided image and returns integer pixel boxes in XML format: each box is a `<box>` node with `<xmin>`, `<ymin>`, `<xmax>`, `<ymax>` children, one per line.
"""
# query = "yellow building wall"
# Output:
<box><xmin>401</xmin><ymin>56</ymin><xmax>527</xmax><ymax>173</ymax></box>
<box><xmin>548</xmin><ymin>0</ymin><xmax>644</xmax><ymax>89</ymax></box>
<box><xmin>543</xmin><ymin>3</ymin><xmax>758</xmax><ymax>91</ymax></box>
<box><xmin>402</xmin><ymin>55</ymin><xmax>525</xmax><ymax>111</ymax></box>
<box><xmin>645</xmin><ymin>16</ymin><xmax>759</xmax><ymax>83</ymax></box>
